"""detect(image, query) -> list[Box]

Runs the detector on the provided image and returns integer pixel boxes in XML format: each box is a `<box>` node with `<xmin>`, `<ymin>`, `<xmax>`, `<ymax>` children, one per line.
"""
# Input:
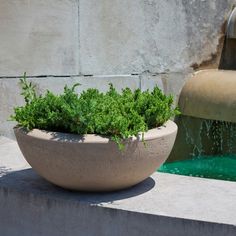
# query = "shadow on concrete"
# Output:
<box><xmin>0</xmin><ymin>168</ymin><xmax>156</xmax><ymax>204</ymax></box>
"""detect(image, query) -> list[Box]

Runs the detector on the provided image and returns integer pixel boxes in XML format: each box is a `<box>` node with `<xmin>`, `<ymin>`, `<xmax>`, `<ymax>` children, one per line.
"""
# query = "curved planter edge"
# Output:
<box><xmin>14</xmin><ymin>120</ymin><xmax>178</xmax><ymax>192</ymax></box>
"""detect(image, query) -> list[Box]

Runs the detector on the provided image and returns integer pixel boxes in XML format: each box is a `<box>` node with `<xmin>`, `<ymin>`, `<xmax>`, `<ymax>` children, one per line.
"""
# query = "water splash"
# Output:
<box><xmin>181</xmin><ymin>116</ymin><xmax>236</xmax><ymax>158</ymax></box>
<box><xmin>159</xmin><ymin>116</ymin><xmax>236</xmax><ymax>181</ymax></box>
<box><xmin>203</xmin><ymin>120</ymin><xmax>236</xmax><ymax>156</ymax></box>
<box><xmin>181</xmin><ymin>116</ymin><xmax>204</xmax><ymax>157</ymax></box>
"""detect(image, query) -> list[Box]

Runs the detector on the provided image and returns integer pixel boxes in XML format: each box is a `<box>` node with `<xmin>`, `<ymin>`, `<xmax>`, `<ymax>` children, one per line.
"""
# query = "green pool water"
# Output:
<box><xmin>158</xmin><ymin>155</ymin><xmax>236</xmax><ymax>181</ymax></box>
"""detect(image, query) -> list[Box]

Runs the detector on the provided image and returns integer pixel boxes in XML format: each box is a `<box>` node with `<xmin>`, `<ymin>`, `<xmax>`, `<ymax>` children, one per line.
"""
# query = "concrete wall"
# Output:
<box><xmin>0</xmin><ymin>0</ymin><xmax>236</xmax><ymax>138</ymax></box>
<box><xmin>0</xmin><ymin>1</ymin><xmax>79</xmax><ymax>76</ymax></box>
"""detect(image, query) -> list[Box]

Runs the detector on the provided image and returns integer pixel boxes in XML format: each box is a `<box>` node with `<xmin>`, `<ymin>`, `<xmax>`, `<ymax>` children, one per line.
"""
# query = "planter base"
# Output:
<box><xmin>14</xmin><ymin>121</ymin><xmax>177</xmax><ymax>191</ymax></box>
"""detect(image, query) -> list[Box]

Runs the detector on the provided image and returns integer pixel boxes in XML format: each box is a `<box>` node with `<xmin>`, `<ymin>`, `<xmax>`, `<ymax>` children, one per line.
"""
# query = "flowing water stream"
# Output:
<box><xmin>158</xmin><ymin>117</ymin><xmax>236</xmax><ymax>181</ymax></box>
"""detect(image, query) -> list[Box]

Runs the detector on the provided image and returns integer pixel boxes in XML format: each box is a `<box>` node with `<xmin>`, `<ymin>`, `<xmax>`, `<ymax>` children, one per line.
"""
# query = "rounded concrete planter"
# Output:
<box><xmin>14</xmin><ymin>120</ymin><xmax>177</xmax><ymax>192</ymax></box>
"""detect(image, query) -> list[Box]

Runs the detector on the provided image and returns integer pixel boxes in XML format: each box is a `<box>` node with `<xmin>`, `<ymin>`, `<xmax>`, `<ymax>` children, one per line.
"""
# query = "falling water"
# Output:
<box><xmin>158</xmin><ymin>116</ymin><xmax>236</xmax><ymax>181</ymax></box>
<box><xmin>181</xmin><ymin>117</ymin><xmax>236</xmax><ymax>157</ymax></box>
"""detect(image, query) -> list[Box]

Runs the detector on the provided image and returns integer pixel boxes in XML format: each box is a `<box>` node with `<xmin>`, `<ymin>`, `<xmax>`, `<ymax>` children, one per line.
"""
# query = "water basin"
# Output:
<box><xmin>159</xmin><ymin>155</ymin><xmax>236</xmax><ymax>181</ymax></box>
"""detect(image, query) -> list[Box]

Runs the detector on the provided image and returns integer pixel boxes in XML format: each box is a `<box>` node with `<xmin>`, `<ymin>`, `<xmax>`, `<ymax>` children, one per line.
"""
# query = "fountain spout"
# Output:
<box><xmin>226</xmin><ymin>7</ymin><xmax>236</xmax><ymax>39</ymax></box>
<box><xmin>168</xmin><ymin>7</ymin><xmax>236</xmax><ymax>164</ymax></box>
<box><xmin>219</xmin><ymin>8</ymin><xmax>236</xmax><ymax>70</ymax></box>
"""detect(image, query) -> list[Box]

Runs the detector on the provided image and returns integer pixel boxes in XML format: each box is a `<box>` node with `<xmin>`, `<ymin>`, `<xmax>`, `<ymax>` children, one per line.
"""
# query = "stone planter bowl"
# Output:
<box><xmin>14</xmin><ymin>120</ymin><xmax>177</xmax><ymax>192</ymax></box>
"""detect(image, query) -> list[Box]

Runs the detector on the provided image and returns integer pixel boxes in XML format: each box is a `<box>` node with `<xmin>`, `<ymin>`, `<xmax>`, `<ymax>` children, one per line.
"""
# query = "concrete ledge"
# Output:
<box><xmin>0</xmin><ymin>137</ymin><xmax>236</xmax><ymax>236</ymax></box>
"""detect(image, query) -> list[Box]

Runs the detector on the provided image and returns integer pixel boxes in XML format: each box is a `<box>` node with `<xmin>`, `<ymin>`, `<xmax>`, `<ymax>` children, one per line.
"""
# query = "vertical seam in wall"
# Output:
<box><xmin>139</xmin><ymin>74</ymin><xmax>142</xmax><ymax>90</ymax></box>
<box><xmin>77</xmin><ymin>0</ymin><xmax>81</xmax><ymax>75</ymax></box>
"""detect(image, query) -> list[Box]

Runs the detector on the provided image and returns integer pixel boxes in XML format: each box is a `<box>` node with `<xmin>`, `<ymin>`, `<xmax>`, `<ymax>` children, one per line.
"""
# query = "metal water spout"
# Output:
<box><xmin>219</xmin><ymin>8</ymin><xmax>236</xmax><ymax>70</ymax></box>
<box><xmin>226</xmin><ymin>7</ymin><xmax>236</xmax><ymax>39</ymax></box>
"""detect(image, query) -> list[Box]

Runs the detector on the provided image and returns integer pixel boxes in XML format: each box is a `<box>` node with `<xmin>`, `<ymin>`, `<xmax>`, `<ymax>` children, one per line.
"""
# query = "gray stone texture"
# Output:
<box><xmin>79</xmin><ymin>0</ymin><xmax>236</xmax><ymax>75</ymax></box>
<box><xmin>0</xmin><ymin>0</ymin><xmax>235</xmax><ymax>77</ymax></box>
<box><xmin>0</xmin><ymin>0</ymin><xmax>79</xmax><ymax>76</ymax></box>
<box><xmin>0</xmin><ymin>137</ymin><xmax>236</xmax><ymax>236</ymax></box>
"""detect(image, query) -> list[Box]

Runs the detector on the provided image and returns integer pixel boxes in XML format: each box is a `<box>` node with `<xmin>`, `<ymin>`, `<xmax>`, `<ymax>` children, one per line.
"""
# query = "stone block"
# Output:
<box><xmin>79</xmin><ymin>0</ymin><xmax>235</xmax><ymax>75</ymax></box>
<box><xmin>0</xmin><ymin>0</ymin><xmax>79</xmax><ymax>76</ymax></box>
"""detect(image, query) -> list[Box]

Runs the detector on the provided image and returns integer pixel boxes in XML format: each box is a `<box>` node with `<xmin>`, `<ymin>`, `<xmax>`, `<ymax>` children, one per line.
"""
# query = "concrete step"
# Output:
<box><xmin>0</xmin><ymin>136</ymin><xmax>236</xmax><ymax>236</ymax></box>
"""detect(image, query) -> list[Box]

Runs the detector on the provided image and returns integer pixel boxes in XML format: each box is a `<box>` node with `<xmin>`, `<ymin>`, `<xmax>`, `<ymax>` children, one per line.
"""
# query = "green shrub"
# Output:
<box><xmin>11</xmin><ymin>74</ymin><xmax>180</xmax><ymax>148</ymax></box>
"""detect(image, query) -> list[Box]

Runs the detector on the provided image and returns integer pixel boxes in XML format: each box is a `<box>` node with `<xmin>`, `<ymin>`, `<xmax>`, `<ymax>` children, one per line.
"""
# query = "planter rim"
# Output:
<box><xmin>14</xmin><ymin>120</ymin><xmax>177</xmax><ymax>144</ymax></box>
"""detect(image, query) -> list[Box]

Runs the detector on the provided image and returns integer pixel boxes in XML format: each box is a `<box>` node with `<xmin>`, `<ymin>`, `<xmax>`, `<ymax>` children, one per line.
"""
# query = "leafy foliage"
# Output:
<box><xmin>11</xmin><ymin>75</ymin><xmax>180</xmax><ymax>148</ymax></box>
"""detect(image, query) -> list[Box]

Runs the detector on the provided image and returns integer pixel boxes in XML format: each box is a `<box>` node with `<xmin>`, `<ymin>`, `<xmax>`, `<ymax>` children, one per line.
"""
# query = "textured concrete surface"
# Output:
<box><xmin>0</xmin><ymin>0</ymin><xmax>79</xmax><ymax>76</ymax></box>
<box><xmin>79</xmin><ymin>0</ymin><xmax>235</xmax><ymax>75</ymax></box>
<box><xmin>140</xmin><ymin>71</ymin><xmax>190</xmax><ymax>98</ymax></box>
<box><xmin>0</xmin><ymin>137</ymin><xmax>236</xmax><ymax>235</ymax></box>
<box><xmin>0</xmin><ymin>0</ymin><xmax>235</xmax><ymax>77</ymax></box>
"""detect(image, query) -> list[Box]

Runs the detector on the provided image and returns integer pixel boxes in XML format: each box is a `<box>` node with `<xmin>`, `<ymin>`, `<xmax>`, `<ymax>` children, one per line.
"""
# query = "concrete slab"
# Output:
<box><xmin>0</xmin><ymin>0</ymin><xmax>79</xmax><ymax>76</ymax></box>
<box><xmin>0</xmin><ymin>0</ymin><xmax>235</xmax><ymax>77</ymax></box>
<box><xmin>0</xmin><ymin>137</ymin><xmax>236</xmax><ymax>235</ymax></box>
<box><xmin>79</xmin><ymin>0</ymin><xmax>188</xmax><ymax>75</ymax></box>
<box><xmin>79</xmin><ymin>0</ymin><xmax>234</xmax><ymax>75</ymax></box>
